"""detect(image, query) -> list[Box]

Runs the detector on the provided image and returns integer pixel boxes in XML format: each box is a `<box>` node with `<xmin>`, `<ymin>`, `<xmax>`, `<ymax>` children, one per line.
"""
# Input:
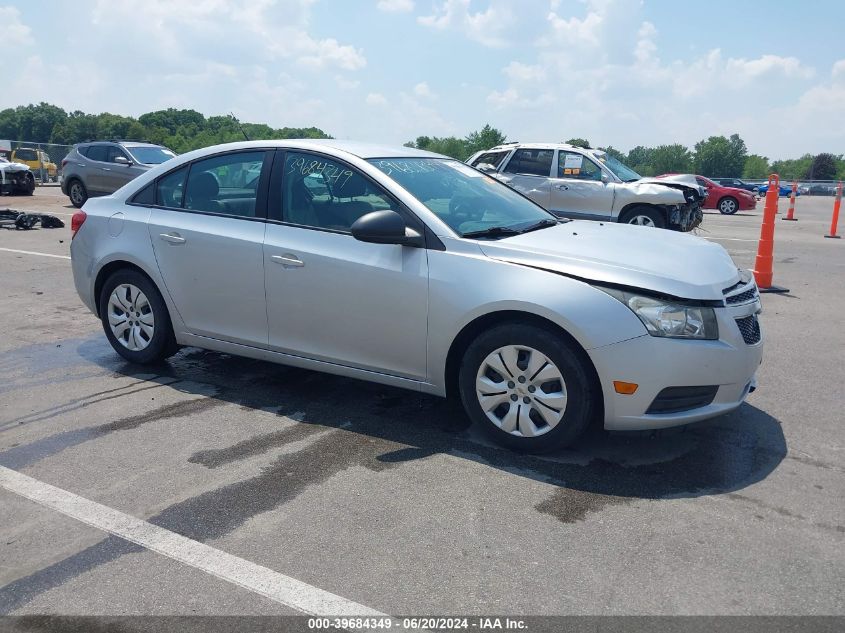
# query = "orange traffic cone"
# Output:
<box><xmin>753</xmin><ymin>174</ymin><xmax>789</xmax><ymax>293</ymax></box>
<box><xmin>782</xmin><ymin>180</ymin><xmax>798</xmax><ymax>221</ymax></box>
<box><xmin>825</xmin><ymin>182</ymin><xmax>842</xmax><ymax>239</ymax></box>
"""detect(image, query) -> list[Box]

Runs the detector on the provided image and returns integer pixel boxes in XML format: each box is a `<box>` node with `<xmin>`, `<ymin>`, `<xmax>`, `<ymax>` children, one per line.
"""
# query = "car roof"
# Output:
<box><xmin>485</xmin><ymin>142</ymin><xmax>592</xmax><ymax>152</ymax></box>
<box><xmin>160</xmin><ymin>139</ymin><xmax>445</xmax><ymax>160</ymax></box>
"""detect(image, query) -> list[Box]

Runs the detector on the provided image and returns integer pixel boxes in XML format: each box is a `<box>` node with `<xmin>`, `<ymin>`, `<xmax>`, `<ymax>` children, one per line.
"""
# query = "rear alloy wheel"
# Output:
<box><xmin>621</xmin><ymin>206</ymin><xmax>665</xmax><ymax>229</ymax></box>
<box><xmin>718</xmin><ymin>196</ymin><xmax>739</xmax><ymax>215</ymax></box>
<box><xmin>99</xmin><ymin>269</ymin><xmax>178</xmax><ymax>364</ymax></box>
<box><xmin>459</xmin><ymin>323</ymin><xmax>595</xmax><ymax>453</ymax></box>
<box><xmin>69</xmin><ymin>179</ymin><xmax>88</xmax><ymax>208</ymax></box>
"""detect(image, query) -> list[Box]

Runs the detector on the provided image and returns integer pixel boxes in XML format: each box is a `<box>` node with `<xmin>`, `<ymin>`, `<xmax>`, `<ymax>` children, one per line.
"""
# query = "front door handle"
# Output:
<box><xmin>271</xmin><ymin>254</ymin><xmax>304</xmax><ymax>267</ymax></box>
<box><xmin>160</xmin><ymin>233</ymin><xmax>186</xmax><ymax>245</ymax></box>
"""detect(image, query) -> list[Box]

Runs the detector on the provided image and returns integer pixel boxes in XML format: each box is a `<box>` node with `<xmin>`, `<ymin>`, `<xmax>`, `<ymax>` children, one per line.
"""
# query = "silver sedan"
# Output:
<box><xmin>70</xmin><ymin>140</ymin><xmax>763</xmax><ymax>452</ymax></box>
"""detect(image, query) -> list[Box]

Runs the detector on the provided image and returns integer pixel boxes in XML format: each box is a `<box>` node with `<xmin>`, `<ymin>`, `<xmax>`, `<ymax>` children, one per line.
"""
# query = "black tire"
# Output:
<box><xmin>718</xmin><ymin>196</ymin><xmax>739</xmax><ymax>215</ymax></box>
<box><xmin>619</xmin><ymin>206</ymin><xmax>666</xmax><ymax>229</ymax></box>
<box><xmin>20</xmin><ymin>173</ymin><xmax>35</xmax><ymax>196</ymax></box>
<box><xmin>458</xmin><ymin>323</ymin><xmax>596</xmax><ymax>453</ymax></box>
<box><xmin>68</xmin><ymin>178</ymin><xmax>88</xmax><ymax>208</ymax></box>
<box><xmin>99</xmin><ymin>269</ymin><xmax>179</xmax><ymax>364</ymax></box>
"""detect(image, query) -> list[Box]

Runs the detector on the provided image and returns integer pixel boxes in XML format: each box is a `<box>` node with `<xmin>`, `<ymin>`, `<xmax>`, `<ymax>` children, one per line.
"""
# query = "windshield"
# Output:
<box><xmin>595</xmin><ymin>153</ymin><xmax>641</xmax><ymax>182</ymax></box>
<box><xmin>368</xmin><ymin>158</ymin><xmax>555</xmax><ymax>237</ymax></box>
<box><xmin>126</xmin><ymin>146</ymin><xmax>176</xmax><ymax>165</ymax></box>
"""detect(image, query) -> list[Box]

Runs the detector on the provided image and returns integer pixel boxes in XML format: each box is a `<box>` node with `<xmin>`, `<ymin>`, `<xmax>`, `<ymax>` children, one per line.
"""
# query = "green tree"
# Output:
<box><xmin>806</xmin><ymin>153</ymin><xmax>838</xmax><ymax>180</ymax></box>
<box><xmin>627</xmin><ymin>145</ymin><xmax>654</xmax><ymax>174</ymax></box>
<box><xmin>693</xmin><ymin>134</ymin><xmax>747</xmax><ymax>177</ymax></box>
<box><xmin>649</xmin><ymin>144</ymin><xmax>692</xmax><ymax>175</ymax></box>
<box><xmin>771</xmin><ymin>154</ymin><xmax>813</xmax><ymax>180</ymax></box>
<box><xmin>597</xmin><ymin>146</ymin><xmax>626</xmax><ymax>162</ymax></box>
<box><xmin>742</xmin><ymin>155</ymin><xmax>770</xmax><ymax>179</ymax></box>
<box><xmin>565</xmin><ymin>138</ymin><xmax>590</xmax><ymax>148</ymax></box>
<box><xmin>464</xmin><ymin>124</ymin><xmax>506</xmax><ymax>156</ymax></box>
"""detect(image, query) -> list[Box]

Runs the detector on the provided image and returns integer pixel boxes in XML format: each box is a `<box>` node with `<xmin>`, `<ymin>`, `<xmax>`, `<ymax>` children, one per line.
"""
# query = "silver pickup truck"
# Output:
<box><xmin>467</xmin><ymin>142</ymin><xmax>705</xmax><ymax>231</ymax></box>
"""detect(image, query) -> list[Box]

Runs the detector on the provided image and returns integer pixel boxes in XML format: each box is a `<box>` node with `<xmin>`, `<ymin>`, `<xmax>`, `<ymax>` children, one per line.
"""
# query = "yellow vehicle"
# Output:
<box><xmin>11</xmin><ymin>147</ymin><xmax>58</xmax><ymax>182</ymax></box>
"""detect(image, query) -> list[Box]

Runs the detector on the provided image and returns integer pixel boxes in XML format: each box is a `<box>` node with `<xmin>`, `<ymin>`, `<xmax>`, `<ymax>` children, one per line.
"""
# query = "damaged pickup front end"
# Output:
<box><xmin>0</xmin><ymin>158</ymin><xmax>36</xmax><ymax>196</ymax></box>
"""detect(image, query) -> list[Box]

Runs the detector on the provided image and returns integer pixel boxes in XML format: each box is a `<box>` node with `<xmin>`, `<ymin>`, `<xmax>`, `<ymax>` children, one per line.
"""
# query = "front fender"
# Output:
<box><xmin>425</xmin><ymin>242</ymin><xmax>647</xmax><ymax>391</ymax></box>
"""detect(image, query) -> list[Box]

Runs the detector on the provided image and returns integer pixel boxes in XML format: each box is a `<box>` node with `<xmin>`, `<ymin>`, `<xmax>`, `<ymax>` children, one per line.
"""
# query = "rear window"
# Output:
<box><xmin>86</xmin><ymin>145</ymin><xmax>109</xmax><ymax>162</ymax></box>
<box><xmin>471</xmin><ymin>151</ymin><xmax>510</xmax><ymax>169</ymax></box>
<box><xmin>15</xmin><ymin>149</ymin><xmax>37</xmax><ymax>161</ymax></box>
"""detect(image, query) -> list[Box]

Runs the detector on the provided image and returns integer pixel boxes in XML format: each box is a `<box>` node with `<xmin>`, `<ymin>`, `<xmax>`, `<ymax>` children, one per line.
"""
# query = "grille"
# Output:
<box><xmin>726</xmin><ymin>288</ymin><xmax>758</xmax><ymax>304</ymax></box>
<box><xmin>646</xmin><ymin>385</ymin><xmax>719</xmax><ymax>414</ymax></box>
<box><xmin>735</xmin><ymin>315</ymin><xmax>761</xmax><ymax>344</ymax></box>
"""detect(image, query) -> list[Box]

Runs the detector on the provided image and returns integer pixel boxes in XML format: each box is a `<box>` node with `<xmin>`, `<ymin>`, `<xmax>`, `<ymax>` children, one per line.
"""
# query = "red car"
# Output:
<box><xmin>658</xmin><ymin>174</ymin><xmax>757</xmax><ymax>215</ymax></box>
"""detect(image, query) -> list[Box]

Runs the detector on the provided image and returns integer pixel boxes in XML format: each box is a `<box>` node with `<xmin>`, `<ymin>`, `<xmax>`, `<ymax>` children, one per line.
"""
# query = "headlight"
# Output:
<box><xmin>600</xmin><ymin>288</ymin><xmax>719</xmax><ymax>340</ymax></box>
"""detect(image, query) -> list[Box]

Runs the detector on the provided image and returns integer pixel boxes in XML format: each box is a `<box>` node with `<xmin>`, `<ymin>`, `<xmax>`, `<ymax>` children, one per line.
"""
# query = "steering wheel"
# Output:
<box><xmin>449</xmin><ymin>195</ymin><xmax>485</xmax><ymax>225</ymax></box>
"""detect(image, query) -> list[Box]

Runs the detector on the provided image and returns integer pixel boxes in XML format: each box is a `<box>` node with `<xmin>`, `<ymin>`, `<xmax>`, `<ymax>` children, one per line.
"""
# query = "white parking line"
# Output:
<box><xmin>701</xmin><ymin>237</ymin><xmax>759</xmax><ymax>242</ymax></box>
<box><xmin>0</xmin><ymin>465</ymin><xmax>386</xmax><ymax>617</ymax></box>
<box><xmin>0</xmin><ymin>247</ymin><xmax>70</xmax><ymax>260</ymax></box>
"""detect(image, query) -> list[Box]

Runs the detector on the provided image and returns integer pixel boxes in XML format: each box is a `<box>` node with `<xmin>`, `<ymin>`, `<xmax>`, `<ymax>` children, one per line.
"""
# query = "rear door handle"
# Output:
<box><xmin>271</xmin><ymin>254</ymin><xmax>304</xmax><ymax>267</ymax></box>
<box><xmin>159</xmin><ymin>233</ymin><xmax>186</xmax><ymax>245</ymax></box>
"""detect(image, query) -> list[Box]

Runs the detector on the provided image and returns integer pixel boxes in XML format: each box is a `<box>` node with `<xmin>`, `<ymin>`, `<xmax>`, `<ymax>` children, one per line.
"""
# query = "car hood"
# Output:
<box><xmin>477</xmin><ymin>221</ymin><xmax>739</xmax><ymax>300</ymax></box>
<box><xmin>0</xmin><ymin>160</ymin><xmax>30</xmax><ymax>172</ymax></box>
<box><xmin>638</xmin><ymin>175</ymin><xmax>706</xmax><ymax>200</ymax></box>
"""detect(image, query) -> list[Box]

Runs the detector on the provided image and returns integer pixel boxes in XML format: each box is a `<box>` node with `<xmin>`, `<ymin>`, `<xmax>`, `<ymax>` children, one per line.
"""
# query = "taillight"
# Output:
<box><xmin>71</xmin><ymin>210</ymin><xmax>87</xmax><ymax>238</ymax></box>
<box><xmin>61</xmin><ymin>159</ymin><xmax>68</xmax><ymax>170</ymax></box>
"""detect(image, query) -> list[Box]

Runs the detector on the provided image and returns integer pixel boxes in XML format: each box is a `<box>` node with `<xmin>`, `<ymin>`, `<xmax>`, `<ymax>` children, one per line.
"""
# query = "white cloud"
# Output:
<box><xmin>0</xmin><ymin>6</ymin><xmax>33</xmax><ymax>47</ymax></box>
<box><xmin>90</xmin><ymin>0</ymin><xmax>366</xmax><ymax>71</ymax></box>
<box><xmin>726</xmin><ymin>54</ymin><xmax>814</xmax><ymax>80</ymax></box>
<box><xmin>502</xmin><ymin>61</ymin><xmax>546</xmax><ymax>82</ymax></box>
<box><xmin>366</xmin><ymin>92</ymin><xmax>388</xmax><ymax>106</ymax></box>
<box><xmin>413</xmin><ymin>82</ymin><xmax>434</xmax><ymax>98</ymax></box>
<box><xmin>833</xmin><ymin>60</ymin><xmax>845</xmax><ymax>78</ymax></box>
<box><xmin>377</xmin><ymin>0</ymin><xmax>414</xmax><ymax>12</ymax></box>
<box><xmin>418</xmin><ymin>0</ymin><xmax>513</xmax><ymax>48</ymax></box>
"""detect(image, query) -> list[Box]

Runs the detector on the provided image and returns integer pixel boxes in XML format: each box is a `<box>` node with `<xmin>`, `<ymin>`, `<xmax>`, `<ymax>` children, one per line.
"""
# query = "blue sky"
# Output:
<box><xmin>3</xmin><ymin>0</ymin><xmax>844</xmax><ymax>159</ymax></box>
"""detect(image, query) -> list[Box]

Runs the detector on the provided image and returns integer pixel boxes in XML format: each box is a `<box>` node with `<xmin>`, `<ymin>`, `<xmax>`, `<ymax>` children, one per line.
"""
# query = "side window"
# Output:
<box><xmin>86</xmin><ymin>145</ymin><xmax>109</xmax><ymax>162</ymax></box>
<box><xmin>156</xmin><ymin>166</ymin><xmax>188</xmax><ymax>208</ymax></box>
<box><xmin>558</xmin><ymin>151</ymin><xmax>602</xmax><ymax>181</ymax></box>
<box><xmin>131</xmin><ymin>182</ymin><xmax>155</xmax><ymax>205</ymax></box>
<box><xmin>184</xmin><ymin>151</ymin><xmax>265</xmax><ymax>217</ymax></box>
<box><xmin>696</xmin><ymin>177</ymin><xmax>708</xmax><ymax>188</ymax></box>
<box><xmin>106</xmin><ymin>146</ymin><xmax>130</xmax><ymax>163</ymax></box>
<box><xmin>503</xmin><ymin>149</ymin><xmax>553</xmax><ymax>177</ymax></box>
<box><xmin>282</xmin><ymin>152</ymin><xmax>397</xmax><ymax>232</ymax></box>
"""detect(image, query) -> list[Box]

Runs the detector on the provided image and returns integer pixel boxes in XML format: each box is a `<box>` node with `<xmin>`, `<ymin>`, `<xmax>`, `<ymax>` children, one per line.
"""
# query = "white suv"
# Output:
<box><xmin>468</xmin><ymin>142</ymin><xmax>705</xmax><ymax>231</ymax></box>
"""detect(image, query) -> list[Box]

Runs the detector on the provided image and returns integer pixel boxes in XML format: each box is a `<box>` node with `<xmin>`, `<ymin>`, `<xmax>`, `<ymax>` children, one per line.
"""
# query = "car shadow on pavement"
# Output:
<box><xmin>71</xmin><ymin>339</ymin><xmax>787</xmax><ymax>505</ymax></box>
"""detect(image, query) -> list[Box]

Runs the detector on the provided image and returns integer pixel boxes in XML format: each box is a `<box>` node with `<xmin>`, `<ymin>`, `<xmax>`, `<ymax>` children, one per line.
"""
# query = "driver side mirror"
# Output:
<box><xmin>476</xmin><ymin>163</ymin><xmax>497</xmax><ymax>174</ymax></box>
<box><xmin>351</xmin><ymin>210</ymin><xmax>423</xmax><ymax>247</ymax></box>
<box><xmin>114</xmin><ymin>155</ymin><xmax>132</xmax><ymax>166</ymax></box>
<box><xmin>601</xmin><ymin>173</ymin><xmax>610</xmax><ymax>183</ymax></box>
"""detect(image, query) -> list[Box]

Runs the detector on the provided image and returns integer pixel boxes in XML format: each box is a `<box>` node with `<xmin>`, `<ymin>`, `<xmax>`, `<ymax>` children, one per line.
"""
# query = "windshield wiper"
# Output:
<box><xmin>461</xmin><ymin>226</ymin><xmax>523</xmax><ymax>239</ymax></box>
<box><xmin>517</xmin><ymin>218</ymin><xmax>559</xmax><ymax>234</ymax></box>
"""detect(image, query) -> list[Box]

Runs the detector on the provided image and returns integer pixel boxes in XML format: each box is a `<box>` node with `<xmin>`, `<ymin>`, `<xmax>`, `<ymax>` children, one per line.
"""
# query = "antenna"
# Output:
<box><xmin>230</xmin><ymin>113</ymin><xmax>250</xmax><ymax>141</ymax></box>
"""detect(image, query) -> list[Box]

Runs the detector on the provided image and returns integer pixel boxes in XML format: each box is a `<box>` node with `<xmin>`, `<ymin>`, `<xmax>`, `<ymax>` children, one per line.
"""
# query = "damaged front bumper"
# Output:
<box><xmin>667</xmin><ymin>201</ymin><xmax>704</xmax><ymax>231</ymax></box>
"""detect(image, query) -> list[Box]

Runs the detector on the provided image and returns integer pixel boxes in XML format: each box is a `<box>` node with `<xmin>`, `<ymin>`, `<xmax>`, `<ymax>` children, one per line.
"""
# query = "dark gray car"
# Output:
<box><xmin>61</xmin><ymin>141</ymin><xmax>176</xmax><ymax>208</ymax></box>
